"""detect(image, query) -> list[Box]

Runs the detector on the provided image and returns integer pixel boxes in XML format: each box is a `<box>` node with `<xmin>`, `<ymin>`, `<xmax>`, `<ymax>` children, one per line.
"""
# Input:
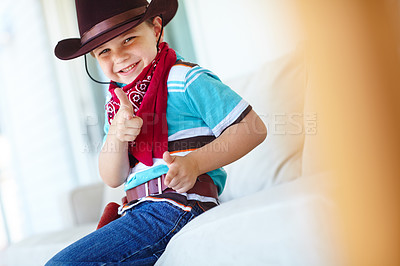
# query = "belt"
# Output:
<box><xmin>125</xmin><ymin>174</ymin><xmax>218</xmax><ymax>203</ymax></box>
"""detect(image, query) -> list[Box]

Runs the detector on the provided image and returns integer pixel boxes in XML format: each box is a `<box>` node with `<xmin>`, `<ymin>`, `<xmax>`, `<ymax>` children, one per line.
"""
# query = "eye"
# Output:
<box><xmin>98</xmin><ymin>48</ymin><xmax>110</xmax><ymax>56</ymax></box>
<box><xmin>124</xmin><ymin>36</ymin><xmax>135</xmax><ymax>44</ymax></box>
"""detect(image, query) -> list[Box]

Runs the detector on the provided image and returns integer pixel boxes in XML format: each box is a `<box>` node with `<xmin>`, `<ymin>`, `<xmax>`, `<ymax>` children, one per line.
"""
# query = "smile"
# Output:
<box><xmin>120</xmin><ymin>63</ymin><xmax>137</xmax><ymax>73</ymax></box>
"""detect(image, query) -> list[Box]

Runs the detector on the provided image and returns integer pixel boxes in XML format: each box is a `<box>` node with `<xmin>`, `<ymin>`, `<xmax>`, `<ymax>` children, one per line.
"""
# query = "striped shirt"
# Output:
<box><xmin>103</xmin><ymin>57</ymin><xmax>250</xmax><ymax>196</ymax></box>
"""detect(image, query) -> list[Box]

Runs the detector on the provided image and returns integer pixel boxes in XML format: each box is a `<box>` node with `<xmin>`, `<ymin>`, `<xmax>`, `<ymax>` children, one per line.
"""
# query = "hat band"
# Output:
<box><xmin>81</xmin><ymin>6</ymin><xmax>147</xmax><ymax>44</ymax></box>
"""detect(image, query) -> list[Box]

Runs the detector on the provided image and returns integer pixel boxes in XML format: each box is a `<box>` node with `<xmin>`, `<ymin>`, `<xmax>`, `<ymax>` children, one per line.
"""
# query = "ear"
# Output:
<box><xmin>152</xmin><ymin>16</ymin><xmax>164</xmax><ymax>43</ymax></box>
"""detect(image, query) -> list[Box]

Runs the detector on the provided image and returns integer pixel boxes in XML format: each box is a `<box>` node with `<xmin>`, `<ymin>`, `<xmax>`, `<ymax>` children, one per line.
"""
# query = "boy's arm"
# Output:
<box><xmin>99</xmin><ymin>129</ymin><xmax>131</xmax><ymax>188</ymax></box>
<box><xmin>163</xmin><ymin>109</ymin><xmax>267</xmax><ymax>193</ymax></box>
<box><xmin>99</xmin><ymin>88</ymin><xmax>143</xmax><ymax>188</ymax></box>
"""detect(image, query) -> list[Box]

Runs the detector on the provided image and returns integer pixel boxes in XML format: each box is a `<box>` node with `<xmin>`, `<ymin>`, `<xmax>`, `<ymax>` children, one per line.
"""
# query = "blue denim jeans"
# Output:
<box><xmin>46</xmin><ymin>197</ymin><xmax>211</xmax><ymax>265</ymax></box>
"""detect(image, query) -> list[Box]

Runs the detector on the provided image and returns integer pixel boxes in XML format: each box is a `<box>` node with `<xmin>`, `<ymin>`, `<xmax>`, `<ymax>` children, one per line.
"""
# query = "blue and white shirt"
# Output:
<box><xmin>103</xmin><ymin>57</ymin><xmax>251</xmax><ymax>196</ymax></box>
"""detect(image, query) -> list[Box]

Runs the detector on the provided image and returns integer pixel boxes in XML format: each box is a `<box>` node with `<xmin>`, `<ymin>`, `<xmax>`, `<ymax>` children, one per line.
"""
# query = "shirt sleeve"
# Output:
<box><xmin>183</xmin><ymin>67</ymin><xmax>251</xmax><ymax>137</ymax></box>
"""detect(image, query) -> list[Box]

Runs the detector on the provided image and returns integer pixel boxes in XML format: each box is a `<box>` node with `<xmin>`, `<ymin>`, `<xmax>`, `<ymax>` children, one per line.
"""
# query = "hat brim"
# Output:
<box><xmin>55</xmin><ymin>0</ymin><xmax>178</xmax><ymax>60</ymax></box>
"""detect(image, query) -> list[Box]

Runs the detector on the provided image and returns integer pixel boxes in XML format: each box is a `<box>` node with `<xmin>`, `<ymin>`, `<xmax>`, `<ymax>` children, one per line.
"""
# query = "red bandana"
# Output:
<box><xmin>106</xmin><ymin>42</ymin><xmax>177</xmax><ymax>166</ymax></box>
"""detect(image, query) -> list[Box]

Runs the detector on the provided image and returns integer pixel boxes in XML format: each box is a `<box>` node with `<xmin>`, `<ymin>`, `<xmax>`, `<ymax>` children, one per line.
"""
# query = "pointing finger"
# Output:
<box><xmin>115</xmin><ymin>88</ymin><xmax>131</xmax><ymax>108</ymax></box>
<box><xmin>115</xmin><ymin>88</ymin><xmax>134</xmax><ymax>119</ymax></box>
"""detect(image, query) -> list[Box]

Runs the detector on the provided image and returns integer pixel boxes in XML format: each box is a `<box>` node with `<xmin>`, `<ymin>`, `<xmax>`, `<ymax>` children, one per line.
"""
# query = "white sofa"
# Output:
<box><xmin>1</xmin><ymin>46</ymin><xmax>343</xmax><ymax>265</ymax></box>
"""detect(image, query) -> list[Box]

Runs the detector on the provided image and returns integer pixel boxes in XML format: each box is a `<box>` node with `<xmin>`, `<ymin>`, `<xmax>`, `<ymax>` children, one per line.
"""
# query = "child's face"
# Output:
<box><xmin>92</xmin><ymin>17</ymin><xmax>163</xmax><ymax>85</ymax></box>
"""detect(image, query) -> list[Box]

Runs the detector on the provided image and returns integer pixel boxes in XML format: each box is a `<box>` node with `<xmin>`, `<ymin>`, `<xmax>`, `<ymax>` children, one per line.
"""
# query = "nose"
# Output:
<box><xmin>113</xmin><ymin>47</ymin><xmax>129</xmax><ymax>64</ymax></box>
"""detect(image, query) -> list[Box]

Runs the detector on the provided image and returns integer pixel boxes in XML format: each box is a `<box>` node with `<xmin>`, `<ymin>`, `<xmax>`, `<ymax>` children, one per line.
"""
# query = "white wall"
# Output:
<box><xmin>0</xmin><ymin>0</ymin><xmax>78</xmax><ymax>242</ymax></box>
<box><xmin>0</xmin><ymin>0</ymin><xmax>105</xmax><ymax>244</ymax></box>
<box><xmin>184</xmin><ymin>0</ymin><xmax>304</xmax><ymax>81</ymax></box>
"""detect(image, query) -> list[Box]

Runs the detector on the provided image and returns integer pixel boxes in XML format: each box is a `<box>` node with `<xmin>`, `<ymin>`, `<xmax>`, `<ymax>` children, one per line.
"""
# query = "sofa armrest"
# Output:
<box><xmin>70</xmin><ymin>182</ymin><xmax>104</xmax><ymax>225</ymax></box>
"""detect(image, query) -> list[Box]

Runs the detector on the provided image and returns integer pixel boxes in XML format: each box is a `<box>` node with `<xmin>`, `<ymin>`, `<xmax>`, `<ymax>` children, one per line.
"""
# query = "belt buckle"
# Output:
<box><xmin>144</xmin><ymin>177</ymin><xmax>163</xmax><ymax>196</ymax></box>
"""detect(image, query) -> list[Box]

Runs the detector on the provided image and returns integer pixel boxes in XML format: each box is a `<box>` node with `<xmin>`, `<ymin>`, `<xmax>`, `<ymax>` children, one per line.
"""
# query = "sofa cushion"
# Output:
<box><xmin>301</xmin><ymin>66</ymin><xmax>328</xmax><ymax>177</ymax></box>
<box><xmin>1</xmin><ymin>224</ymin><xmax>96</xmax><ymax>266</ymax></box>
<box><xmin>221</xmin><ymin>46</ymin><xmax>306</xmax><ymax>201</ymax></box>
<box><xmin>101</xmin><ymin>184</ymin><xmax>125</xmax><ymax>210</ymax></box>
<box><xmin>156</xmin><ymin>173</ymin><xmax>343</xmax><ymax>266</ymax></box>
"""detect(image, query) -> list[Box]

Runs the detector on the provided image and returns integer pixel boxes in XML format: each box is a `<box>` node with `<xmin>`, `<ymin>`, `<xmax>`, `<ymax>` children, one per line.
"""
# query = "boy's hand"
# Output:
<box><xmin>163</xmin><ymin>151</ymin><xmax>200</xmax><ymax>193</ymax></box>
<box><xmin>111</xmin><ymin>88</ymin><xmax>143</xmax><ymax>142</ymax></box>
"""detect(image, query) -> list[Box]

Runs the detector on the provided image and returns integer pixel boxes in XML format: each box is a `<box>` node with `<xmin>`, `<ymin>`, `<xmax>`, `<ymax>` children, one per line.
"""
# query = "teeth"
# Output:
<box><xmin>121</xmin><ymin>63</ymin><xmax>136</xmax><ymax>72</ymax></box>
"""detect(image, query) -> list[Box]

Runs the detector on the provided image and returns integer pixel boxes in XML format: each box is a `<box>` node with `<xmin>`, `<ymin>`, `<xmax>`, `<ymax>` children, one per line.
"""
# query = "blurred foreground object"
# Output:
<box><xmin>300</xmin><ymin>0</ymin><xmax>400</xmax><ymax>264</ymax></box>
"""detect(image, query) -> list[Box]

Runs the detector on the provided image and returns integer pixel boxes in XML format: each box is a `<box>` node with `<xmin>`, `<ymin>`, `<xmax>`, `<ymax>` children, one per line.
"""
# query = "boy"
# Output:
<box><xmin>47</xmin><ymin>0</ymin><xmax>266</xmax><ymax>264</ymax></box>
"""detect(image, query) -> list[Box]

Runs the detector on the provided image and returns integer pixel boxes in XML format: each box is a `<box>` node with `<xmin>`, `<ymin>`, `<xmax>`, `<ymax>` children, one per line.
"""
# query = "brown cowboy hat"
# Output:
<box><xmin>55</xmin><ymin>0</ymin><xmax>178</xmax><ymax>60</ymax></box>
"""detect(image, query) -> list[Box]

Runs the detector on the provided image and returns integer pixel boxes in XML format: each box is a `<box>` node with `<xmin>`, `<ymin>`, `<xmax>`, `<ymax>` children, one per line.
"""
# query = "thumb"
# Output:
<box><xmin>163</xmin><ymin>151</ymin><xmax>175</xmax><ymax>165</ymax></box>
<box><xmin>115</xmin><ymin>88</ymin><xmax>134</xmax><ymax>119</ymax></box>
